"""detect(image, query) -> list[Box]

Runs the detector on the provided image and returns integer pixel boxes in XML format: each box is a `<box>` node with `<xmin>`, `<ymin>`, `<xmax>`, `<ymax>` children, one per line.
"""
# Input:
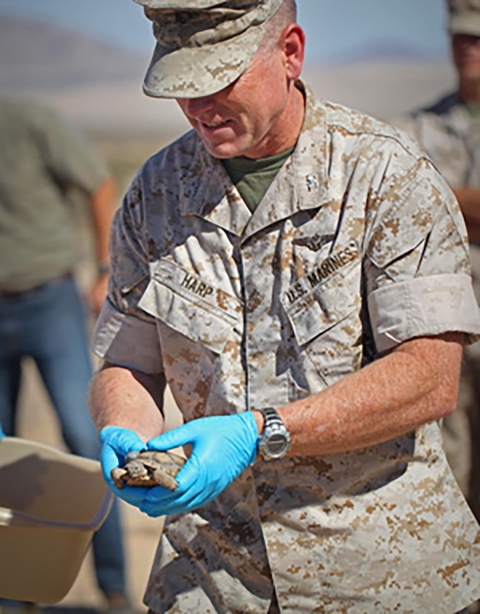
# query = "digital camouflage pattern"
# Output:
<box><xmin>93</xmin><ymin>84</ymin><xmax>480</xmax><ymax>612</ymax></box>
<box><xmin>395</xmin><ymin>89</ymin><xmax>480</xmax><ymax>528</ymax></box>
<box><xmin>134</xmin><ymin>0</ymin><xmax>285</xmax><ymax>98</ymax></box>
<box><xmin>394</xmin><ymin>93</ymin><xmax>480</xmax><ymax>189</ymax></box>
<box><xmin>393</xmin><ymin>94</ymin><xmax>480</xmax><ymax>309</ymax></box>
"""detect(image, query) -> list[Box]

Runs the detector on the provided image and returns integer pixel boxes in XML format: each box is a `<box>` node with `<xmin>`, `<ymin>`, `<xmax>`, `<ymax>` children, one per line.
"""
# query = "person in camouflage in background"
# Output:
<box><xmin>394</xmin><ymin>0</ymin><xmax>480</xmax><ymax>542</ymax></box>
<box><xmin>88</xmin><ymin>1</ymin><xmax>480</xmax><ymax>612</ymax></box>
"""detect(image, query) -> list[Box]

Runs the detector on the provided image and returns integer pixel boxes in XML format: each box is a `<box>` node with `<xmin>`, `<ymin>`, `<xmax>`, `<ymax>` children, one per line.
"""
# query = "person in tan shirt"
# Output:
<box><xmin>0</xmin><ymin>99</ymin><xmax>129</xmax><ymax>613</ymax></box>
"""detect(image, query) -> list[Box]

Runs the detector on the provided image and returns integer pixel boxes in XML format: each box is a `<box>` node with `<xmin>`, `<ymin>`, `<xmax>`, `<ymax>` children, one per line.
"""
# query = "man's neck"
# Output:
<box><xmin>242</xmin><ymin>82</ymin><xmax>305</xmax><ymax>160</ymax></box>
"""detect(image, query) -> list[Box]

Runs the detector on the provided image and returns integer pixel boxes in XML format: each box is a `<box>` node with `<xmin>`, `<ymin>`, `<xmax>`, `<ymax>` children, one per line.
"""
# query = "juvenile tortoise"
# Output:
<box><xmin>111</xmin><ymin>450</ymin><xmax>186</xmax><ymax>491</ymax></box>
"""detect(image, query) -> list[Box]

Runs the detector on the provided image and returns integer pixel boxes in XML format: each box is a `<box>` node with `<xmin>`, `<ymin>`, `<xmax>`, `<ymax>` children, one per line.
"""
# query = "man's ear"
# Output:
<box><xmin>282</xmin><ymin>23</ymin><xmax>306</xmax><ymax>81</ymax></box>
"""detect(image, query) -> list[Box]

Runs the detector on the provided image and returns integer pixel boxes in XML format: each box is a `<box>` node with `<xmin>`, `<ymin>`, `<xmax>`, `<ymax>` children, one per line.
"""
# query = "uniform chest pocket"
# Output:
<box><xmin>282</xmin><ymin>261</ymin><xmax>363</xmax><ymax>385</ymax></box>
<box><xmin>138</xmin><ymin>259</ymin><xmax>243</xmax><ymax>355</ymax></box>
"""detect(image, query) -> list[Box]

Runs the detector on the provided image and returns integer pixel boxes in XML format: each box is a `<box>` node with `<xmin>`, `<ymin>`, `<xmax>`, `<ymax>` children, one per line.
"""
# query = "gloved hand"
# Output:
<box><xmin>140</xmin><ymin>412</ymin><xmax>259</xmax><ymax>517</ymax></box>
<box><xmin>99</xmin><ymin>426</ymin><xmax>148</xmax><ymax>507</ymax></box>
<box><xmin>0</xmin><ymin>424</ymin><xmax>4</xmax><ymax>441</ymax></box>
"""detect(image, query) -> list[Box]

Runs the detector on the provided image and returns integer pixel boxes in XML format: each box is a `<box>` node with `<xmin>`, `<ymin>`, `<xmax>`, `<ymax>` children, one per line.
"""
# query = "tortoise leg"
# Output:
<box><xmin>152</xmin><ymin>469</ymin><xmax>178</xmax><ymax>491</ymax></box>
<box><xmin>111</xmin><ymin>467</ymin><xmax>127</xmax><ymax>489</ymax></box>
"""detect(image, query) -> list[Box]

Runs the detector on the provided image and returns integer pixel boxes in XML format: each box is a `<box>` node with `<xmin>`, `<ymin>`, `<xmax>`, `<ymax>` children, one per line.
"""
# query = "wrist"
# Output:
<box><xmin>96</xmin><ymin>261</ymin><xmax>110</xmax><ymax>277</ymax></box>
<box><xmin>252</xmin><ymin>410</ymin><xmax>265</xmax><ymax>435</ymax></box>
<box><xmin>257</xmin><ymin>407</ymin><xmax>291</xmax><ymax>461</ymax></box>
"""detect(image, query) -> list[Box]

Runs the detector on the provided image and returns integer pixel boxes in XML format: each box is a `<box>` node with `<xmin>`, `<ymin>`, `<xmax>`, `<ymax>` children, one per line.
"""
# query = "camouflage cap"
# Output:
<box><xmin>447</xmin><ymin>0</ymin><xmax>480</xmax><ymax>36</ymax></box>
<box><xmin>134</xmin><ymin>0</ymin><xmax>285</xmax><ymax>99</ymax></box>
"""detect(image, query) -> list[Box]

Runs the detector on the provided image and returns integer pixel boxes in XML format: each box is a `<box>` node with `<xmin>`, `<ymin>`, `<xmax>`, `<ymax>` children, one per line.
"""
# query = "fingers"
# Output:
<box><xmin>114</xmin><ymin>484</ymin><xmax>150</xmax><ymax>507</ymax></box>
<box><xmin>139</xmin><ymin>458</ymin><xmax>215</xmax><ymax>516</ymax></box>
<box><xmin>100</xmin><ymin>443</ymin><xmax>121</xmax><ymax>485</ymax></box>
<box><xmin>147</xmin><ymin>425</ymin><xmax>192</xmax><ymax>452</ymax></box>
<box><xmin>139</xmin><ymin>485</ymin><xmax>207</xmax><ymax>517</ymax></box>
<box><xmin>139</xmin><ymin>490</ymin><xmax>176</xmax><ymax>517</ymax></box>
<box><xmin>99</xmin><ymin>426</ymin><xmax>149</xmax><ymax>509</ymax></box>
<box><xmin>99</xmin><ymin>426</ymin><xmax>145</xmax><ymax>456</ymax></box>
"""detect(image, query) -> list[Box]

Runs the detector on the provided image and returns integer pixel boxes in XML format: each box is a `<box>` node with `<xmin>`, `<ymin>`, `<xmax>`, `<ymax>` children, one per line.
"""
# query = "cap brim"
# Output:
<box><xmin>142</xmin><ymin>24</ymin><xmax>264</xmax><ymax>99</ymax></box>
<box><xmin>449</xmin><ymin>13</ymin><xmax>480</xmax><ymax>37</ymax></box>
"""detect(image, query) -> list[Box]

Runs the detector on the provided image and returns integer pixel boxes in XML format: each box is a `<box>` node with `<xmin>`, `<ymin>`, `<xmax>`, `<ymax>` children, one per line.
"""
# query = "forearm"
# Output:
<box><xmin>88</xmin><ymin>362</ymin><xmax>166</xmax><ymax>443</ymax></box>
<box><xmin>269</xmin><ymin>333</ymin><xmax>463</xmax><ymax>457</ymax></box>
<box><xmin>90</xmin><ymin>176</ymin><xmax>116</xmax><ymax>265</ymax></box>
<box><xmin>87</xmin><ymin>177</ymin><xmax>117</xmax><ymax>312</ymax></box>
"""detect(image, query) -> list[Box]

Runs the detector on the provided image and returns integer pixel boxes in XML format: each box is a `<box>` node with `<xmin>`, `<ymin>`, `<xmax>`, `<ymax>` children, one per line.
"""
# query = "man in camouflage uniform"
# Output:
<box><xmin>89</xmin><ymin>1</ymin><xmax>480</xmax><ymax>612</ymax></box>
<box><xmin>394</xmin><ymin>0</ymin><xmax>480</xmax><ymax>527</ymax></box>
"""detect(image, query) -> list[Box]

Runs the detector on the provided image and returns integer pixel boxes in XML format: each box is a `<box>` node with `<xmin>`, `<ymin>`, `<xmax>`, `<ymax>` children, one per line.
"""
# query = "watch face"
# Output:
<box><xmin>259</xmin><ymin>407</ymin><xmax>291</xmax><ymax>460</ymax></box>
<box><xmin>265</xmin><ymin>432</ymin><xmax>289</xmax><ymax>457</ymax></box>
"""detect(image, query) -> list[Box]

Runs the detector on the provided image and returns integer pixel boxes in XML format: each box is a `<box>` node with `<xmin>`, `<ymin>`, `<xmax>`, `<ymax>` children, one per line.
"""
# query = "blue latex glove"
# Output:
<box><xmin>99</xmin><ymin>426</ymin><xmax>148</xmax><ymax>507</ymax></box>
<box><xmin>140</xmin><ymin>412</ymin><xmax>259</xmax><ymax>517</ymax></box>
<box><xmin>0</xmin><ymin>424</ymin><xmax>4</xmax><ymax>441</ymax></box>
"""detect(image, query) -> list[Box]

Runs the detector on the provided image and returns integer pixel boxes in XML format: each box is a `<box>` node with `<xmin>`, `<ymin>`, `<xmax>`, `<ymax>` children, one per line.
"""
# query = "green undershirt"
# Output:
<box><xmin>222</xmin><ymin>146</ymin><xmax>295</xmax><ymax>212</ymax></box>
<box><xmin>467</xmin><ymin>103</ymin><xmax>480</xmax><ymax>118</ymax></box>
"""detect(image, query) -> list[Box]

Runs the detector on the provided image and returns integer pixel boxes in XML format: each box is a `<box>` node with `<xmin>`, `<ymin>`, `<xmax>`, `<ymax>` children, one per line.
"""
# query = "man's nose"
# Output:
<box><xmin>182</xmin><ymin>96</ymin><xmax>215</xmax><ymax>119</ymax></box>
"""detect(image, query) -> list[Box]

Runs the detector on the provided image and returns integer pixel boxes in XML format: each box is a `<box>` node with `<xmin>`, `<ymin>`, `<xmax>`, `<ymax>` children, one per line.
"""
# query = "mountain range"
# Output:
<box><xmin>0</xmin><ymin>15</ymin><xmax>148</xmax><ymax>90</ymax></box>
<box><xmin>0</xmin><ymin>14</ymin><xmax>456</xmax><ymax>136</ymax></box>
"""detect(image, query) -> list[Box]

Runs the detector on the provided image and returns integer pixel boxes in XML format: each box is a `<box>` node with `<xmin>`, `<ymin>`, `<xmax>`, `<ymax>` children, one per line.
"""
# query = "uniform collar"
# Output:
<box><xmin>176</xmin><ymin>137</ymin><xmax>250</xmax><ymax>236</ymax></box>
<box><xmin>437</xmin><ymin>92</ymin><xmax>477</xmax><ymax>136</ymax></box>
<box><xmin>179</xmin><ymin>81</ymin><xmax>330</xmax><ymax>239</ymax></box>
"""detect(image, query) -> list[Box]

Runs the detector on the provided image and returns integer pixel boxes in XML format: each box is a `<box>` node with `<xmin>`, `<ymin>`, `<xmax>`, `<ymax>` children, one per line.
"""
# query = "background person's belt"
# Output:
<box><xmin>0</xmin><ymin>272</ymin><xmax>73</xmax><ymax>300</ymax></box>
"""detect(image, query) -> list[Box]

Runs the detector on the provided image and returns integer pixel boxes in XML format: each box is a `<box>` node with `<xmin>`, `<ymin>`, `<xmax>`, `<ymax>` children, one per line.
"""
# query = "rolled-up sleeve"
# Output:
<box><xmin>365</xmin><ymin>155</ymin><xmax>480</xmax><ymax>351</ymax></box>
<box><xmin>92</xmin><ymin>298</ymin><xmax>163</xmax><ymax>373</ymax></box>
<box><xmin>368</xmin><ymin>273</ymin><xmax>480</xmax><ymax>353</ymax></box>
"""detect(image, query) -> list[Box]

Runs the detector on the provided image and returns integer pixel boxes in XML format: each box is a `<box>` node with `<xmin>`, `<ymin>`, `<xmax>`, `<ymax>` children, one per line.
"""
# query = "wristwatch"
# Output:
<box><xmin>258</xmin><ymin>407</ymin><xmax>291</xmax><ymax>461</ymax></box>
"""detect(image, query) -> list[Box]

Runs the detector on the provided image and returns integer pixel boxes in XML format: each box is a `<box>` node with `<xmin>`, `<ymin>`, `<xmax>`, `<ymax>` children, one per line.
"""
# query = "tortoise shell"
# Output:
<box><xmin>111</xmin><ymin>450</ymin><xmax>186</xmax><ymax>491</ymax></box>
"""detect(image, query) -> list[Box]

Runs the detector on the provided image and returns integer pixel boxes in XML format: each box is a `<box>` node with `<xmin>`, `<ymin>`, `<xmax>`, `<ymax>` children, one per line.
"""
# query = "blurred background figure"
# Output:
<box><xmin>393</xmin><ymin>0</ymin><xmax>480</xmax><ymax>539</ymax></box>
<box><xmin>0</xmin><ymin>98</ymin><xmax>130</xmax><ymax>613</ymax></box>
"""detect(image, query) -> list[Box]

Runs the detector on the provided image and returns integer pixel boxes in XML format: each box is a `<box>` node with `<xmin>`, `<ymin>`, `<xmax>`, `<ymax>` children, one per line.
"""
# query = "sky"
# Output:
<box><xmin>0</xmin><ymin>0</ymin><xmax>451</xmax><ymax>63</ymax></box>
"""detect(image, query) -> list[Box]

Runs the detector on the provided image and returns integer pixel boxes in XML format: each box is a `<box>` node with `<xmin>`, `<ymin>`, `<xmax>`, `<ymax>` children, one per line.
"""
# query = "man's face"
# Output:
<box><xmin>452</xmin><ymin>33</ymin><xmax>480</xmax><ymax>82</ymax></box>
<box><xmin>176</xmin><ymin>44</ymin><xmax>298</xmax><ymax>159</ymax></box>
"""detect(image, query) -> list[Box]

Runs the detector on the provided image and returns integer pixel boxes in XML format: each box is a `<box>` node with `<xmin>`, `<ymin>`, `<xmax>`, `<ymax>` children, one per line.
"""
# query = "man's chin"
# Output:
<box><xmin>202</xmin><ymin>141</ymin><xmax>245</xmax><ymax>160</ymax></box>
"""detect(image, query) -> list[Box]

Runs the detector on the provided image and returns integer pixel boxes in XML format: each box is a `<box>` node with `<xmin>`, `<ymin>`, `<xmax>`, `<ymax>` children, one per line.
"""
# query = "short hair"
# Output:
<box><xmin>259</xmin><ymin>0</ymin><xmax>298</xmax><ymax>54</ymax></box>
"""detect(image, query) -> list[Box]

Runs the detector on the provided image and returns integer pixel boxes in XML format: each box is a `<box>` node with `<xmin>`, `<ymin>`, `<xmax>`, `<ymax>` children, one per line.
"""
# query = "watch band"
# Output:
<box><xmin>261</xmin><ymin>407</ymin><xmax>284</xmax><ymax>430</ymax></box>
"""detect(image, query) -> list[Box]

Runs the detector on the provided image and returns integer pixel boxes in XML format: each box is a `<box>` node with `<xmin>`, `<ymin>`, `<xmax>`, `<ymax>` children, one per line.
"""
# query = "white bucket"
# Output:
<box><xmin>0</xmin><ymin>436</ymin><xmax>112</xmax><ymax>604</ymax></box>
